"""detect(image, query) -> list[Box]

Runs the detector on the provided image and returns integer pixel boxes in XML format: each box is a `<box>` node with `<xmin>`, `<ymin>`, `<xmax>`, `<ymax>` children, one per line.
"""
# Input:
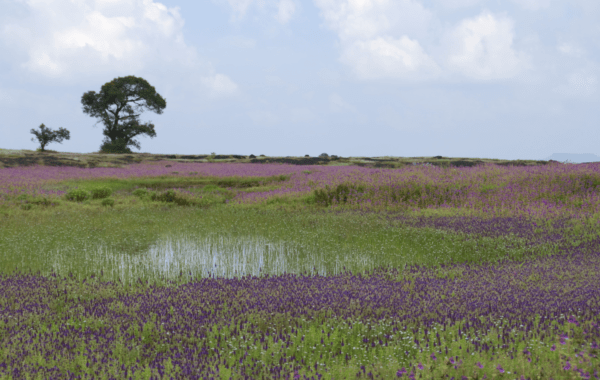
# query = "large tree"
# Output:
<box><xmin>30</xmin><ymin>123</ymin><xmax>70</xmax><ymax>152</ymax></box>
<box><xmin>81</xmin><ymin>76</ymin><xmax>166</xmax><ymax>153</ymax></box>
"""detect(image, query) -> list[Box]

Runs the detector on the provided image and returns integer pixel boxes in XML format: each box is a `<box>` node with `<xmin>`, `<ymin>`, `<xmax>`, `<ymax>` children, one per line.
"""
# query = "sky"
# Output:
<box><xmin>0</xmin><ymin>0</ymin><xmax>599</xmax><ymax>160</ymax></box>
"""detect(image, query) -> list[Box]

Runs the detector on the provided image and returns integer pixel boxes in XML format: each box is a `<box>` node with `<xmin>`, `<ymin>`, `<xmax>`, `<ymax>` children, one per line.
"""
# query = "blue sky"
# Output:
<box><xmin>1</xmin><ymin>0</ymin><xmax>599</xmax><ymax>159</ymax></box>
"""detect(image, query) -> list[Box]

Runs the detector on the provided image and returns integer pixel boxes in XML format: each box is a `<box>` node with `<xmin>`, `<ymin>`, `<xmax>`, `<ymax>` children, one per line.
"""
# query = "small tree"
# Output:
<box><xmin>30</xmin><ymin>123</ymin><xmax>70</xmax><ymax>152</ymax></box>
<box><xmin>81</xmin><ymin>75</ymin><xmax>166</xmax><ymax>153</ymax></box>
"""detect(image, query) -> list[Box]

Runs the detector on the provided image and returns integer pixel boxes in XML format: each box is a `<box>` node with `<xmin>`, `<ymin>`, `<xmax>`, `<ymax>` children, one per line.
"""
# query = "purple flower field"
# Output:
<box><xmin>1</xmin><ymin>161</ymin><xmax>600</xmax><ymax>378</ymax></box>
<box><xmin>4</xmin><ymin>160</ymin><xmax>600</xmax><ymax>220</ymax></box>
<box><xmin>1</xmin><ymin>249</ymin><xmax>599</xmax><ymax>378</ymax></box>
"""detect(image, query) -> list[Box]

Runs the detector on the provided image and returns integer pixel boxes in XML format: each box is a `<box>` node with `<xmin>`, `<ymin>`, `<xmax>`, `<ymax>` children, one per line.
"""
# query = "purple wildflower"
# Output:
<box><xmin>496</xmin><ymin>364</ymin><xmax>505</xmax><ymax>374</ymax></box>
<box><xmin>568</xmin><ymin>315</ymin><xmax>579</xmax><ymax>326</ymax></box>
<box><xmin>476</xmin><ymin>362</ymin><xmax>484</xmax><ymax>369</ymax></box>
<box><xmin>564</xmin><ymin>361</ymin><xmax>571</xmax><ymax>370</ymax></box>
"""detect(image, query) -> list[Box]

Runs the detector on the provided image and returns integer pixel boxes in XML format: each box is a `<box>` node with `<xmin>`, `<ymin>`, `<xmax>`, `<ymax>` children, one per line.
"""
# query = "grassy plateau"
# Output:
<box><xmin>0</xmin><ymin>149</ymin><xmax>599</xmax><ymax>379</ymax></box>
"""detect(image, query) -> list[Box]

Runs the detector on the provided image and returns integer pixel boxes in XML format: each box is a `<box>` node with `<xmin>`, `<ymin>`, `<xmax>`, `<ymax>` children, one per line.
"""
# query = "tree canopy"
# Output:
<box><xmin>81</xmin><ymin>76</ymin><xmax>166</xmax><ymax>153</ymax></box>
<box><xmin>30</xmin><ymin>123</ymin><xmax>70</xmax><ymax>152</ymax></box>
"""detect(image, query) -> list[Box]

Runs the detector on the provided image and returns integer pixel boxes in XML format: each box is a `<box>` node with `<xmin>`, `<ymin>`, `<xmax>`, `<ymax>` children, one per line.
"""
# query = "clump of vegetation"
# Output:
<box><xmin>314</xmin><ymin>183</ymin><xmax>365</xmax><ymax>206</ymax></box>
<box><xmin>99</xmin><ymin>139</ymin><xmax>132</xmax><ymax>154</ymax></box>
<box><xmin>132</xmin><ymin>188</ymin><xmax>148</xmax><ymax>198</ymax></box>
<box><xmin>65</xmin><ymin>189</ymin><xmax>89</xmax><ymax>202</ymax></box>
<box><xmin>101</xmin><ymin>198</ymin><xmax>115</xmax><ymax>207</ymax></box>
<box><xmin>319</xmin><ymin>153</ymin><xmax>329</xmax><ymax>159</ymax></box>
<box><xmin>90</xmin><ymin>186</ymin><xmax>112</xmax><ymax>199</ymax></box>
<box><xmin>150</xmin><ymin>189</ymin><xmax>195</xmax><ymax>206</ymax></box>
<box><xmin>29</xmin><ymin>197</ymin><xmax>55</xmax><ymax>206</ymax></box>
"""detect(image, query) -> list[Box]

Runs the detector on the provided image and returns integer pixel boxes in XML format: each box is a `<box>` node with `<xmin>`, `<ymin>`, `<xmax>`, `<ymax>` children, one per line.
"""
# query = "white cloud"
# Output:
<box><xmin>557</xmin><ymin>43</ymin><xmax>585</xmax><ymax>58</ymax></box>
<box><xmin>509</xmin><ymin>0</ymin><xmax>552</xmax><ymax>11</ymax></box>
<box><xmin>216</xmin><ymin>0</ymin><xmax>297</xmax><ymax>24</ymax></box>
<box><xmin>1</xmin><ymin>0</ymin><xmax>196</xmax><ymax>79</ymax></box>
<box><xmin>329</xmin><ymin>93</ymin><xmax>354</xmax><ymax>112</ymax></box>
<box><xmin>1</xmin><ymin>0</ymin><xmax>240</xmax><ymax>100</ymax></box>
<box><xmin>432</xmin><ymin>0</ymin><xmax>481</xmax><ymax>9</ymax></box>
<box><xmin>275</xmin><ymin>0</ymin><xmax>296</xmax><ymax>24</ymax></box>
<box><xmin>315</xmin><ymin>0</ymin><xmax>432</xmax><ymax>42</ymax></box>
<box><xmin>220</xmin><ymin>0</ymin><xmax>259</xmax><ymax>20</ymax></box>
<box><xmin>314</xmin><ymin>0</ymin><xmax>438</xmax><ymax>80</ymax></box>
<box><xmin>341</xmin><ymin>36</ymin><xmax>440</xmax><ymax>80</ymax></box>
<box><xmin>201</xmin><ymin>74</ymin><xmax>240</xmax><ymax>98</ymax></box>
<box><xmin>554</xmin><ymin>69</ymin><xmax>598</xmax><ymax>98</ymax></box>
<box><xmin>219</xmin><ymin>35</ymin><xmax>257</xmax><ymax>49</ymax></box>
<box><xmin>446</xmin><ymin>11</ymin><xmax>531</xmax><ymax>80</ymax></box>
<box><xmin>318</xmin><ymin>68</ymin><xmax>341</xmax><ymax>86</ymax></box>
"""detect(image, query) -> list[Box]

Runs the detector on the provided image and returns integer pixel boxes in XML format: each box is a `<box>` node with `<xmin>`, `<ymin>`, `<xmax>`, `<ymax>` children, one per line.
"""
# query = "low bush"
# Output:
<box><xmin>150</xmin><ymin>190</ymin><xmax>196</xmax><ymax>206</ymax></box>
<box><xmin>132</xmin><ymin>188</ymin><xmax>148</xmax><ymax>197</ymax></box>
<box><xmin>65</xmin><ymin>189</ymin><xmax>89</xmax><ymax>202</ymax></box>
<box><xmin>314</xmin><ymin>183</ymin><xmax>365</xmax><ymax>206</ymax></box>
<box><xmin>90</xmin><ymin>186</ymin><xmax>112</xmax><ymax>199</ymax></box>
<box><xmin>29</xmin><ymin>197</ymin><xmax>54</xmax><ymax>206</ymax></box>
<box><xmin>101</xmin><ymin>198</ymin><xmax>115</xmax><ymax>207</ymax></box>
<box><xmin>99</xmin><ymin>139</ymin><xmax>132</xmax><ymax>154</ymax></box>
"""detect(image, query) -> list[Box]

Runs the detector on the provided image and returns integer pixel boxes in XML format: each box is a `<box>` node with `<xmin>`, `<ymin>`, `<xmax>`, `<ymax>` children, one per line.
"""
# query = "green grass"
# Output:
<box><xmin>1</xmin><ymin>174</ymin><xmax>583</xmax><ymax>283</ymax></box>
<box><xmin>0</xmin><ymin>200</ymin><xmax>559</xmax><ymax>283</ymax></box>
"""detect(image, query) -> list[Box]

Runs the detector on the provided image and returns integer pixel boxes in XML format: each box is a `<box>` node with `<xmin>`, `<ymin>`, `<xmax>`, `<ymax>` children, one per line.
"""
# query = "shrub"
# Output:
<box><xmin>132</xmin><ymin>188</ymin><xmax>148</xmax><ymax>197</ymax></box>
<box><xmin>101</xmin><ymin>198</ymin><xmax>115</xmax><ymax>207</ymax></box>
<box><xmin>90</xmin><ymin>186</ymin><xmax>112</xmax><ymax>199</ymax></box>
<box><xmin>249</xmin><ymin>154</ymin><xmax>256</xmax><ymax>158</ymax></box>
<box><xmin>99</xmin><ymin>139</ymin><xmax>132</xmax><ymax>154</ymax></box>
<box><xmin>150</xmin><ymin>189</ymin><xmax>195</xmax><ymax>206</ymax></box>
<box><xmin>319</xmin><ymin>153</ymin><xmax>329</xmax><ymax>159</ymax></box>
<box><xmin>304</xmin><ymin>155</ymin><xmax>310</xmax><ymax>158</ymax></box>
<box><xmin>314</xmin><ymin>183</ymin><xmax>365</xmax><ymax>206</ymax></box>
<box><xmin>151</xmin><ymin>190</ymin><xmax>177</xmax><ymax>203</ymax></box>
<box><xmin>30</xmin><ymin>197</ymin><xmax>53</xmax><ymax>206</ymax></box>
<box><xmin>65</xmin><ymin>189</ymin><xmax>89</xmax><ymax>202</ymax></box>
<box><xmin>20</xmin><ymin>204</ymin><xmax>33</xmax><ymax>211</ymax></box>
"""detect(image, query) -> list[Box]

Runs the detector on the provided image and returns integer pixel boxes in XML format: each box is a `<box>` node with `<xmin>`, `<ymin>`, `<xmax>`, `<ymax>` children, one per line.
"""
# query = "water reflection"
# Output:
<box><xmin>148</xmin><ymin>235</ymin><xmax>331</xmax><ymax>279</ymax></box>
<box><xmin>47</xmin><ymin>234</ymin><xmax>377</xmax><ymax>282</ymax></box>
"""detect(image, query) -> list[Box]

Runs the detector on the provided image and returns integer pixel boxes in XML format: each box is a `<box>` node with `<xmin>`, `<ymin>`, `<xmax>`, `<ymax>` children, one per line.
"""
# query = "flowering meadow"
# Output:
<box><xmin>1</xmin><ymin>160</ymin><xmax>600</xmax><ymax>379</ymax></box>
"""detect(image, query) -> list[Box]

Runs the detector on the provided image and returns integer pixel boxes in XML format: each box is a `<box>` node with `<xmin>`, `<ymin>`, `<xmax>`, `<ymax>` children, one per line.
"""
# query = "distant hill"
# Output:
<box><xmin>544</xmin><ymin>153</ymin><xmax>600</xmax><ymax>163</ymax></box>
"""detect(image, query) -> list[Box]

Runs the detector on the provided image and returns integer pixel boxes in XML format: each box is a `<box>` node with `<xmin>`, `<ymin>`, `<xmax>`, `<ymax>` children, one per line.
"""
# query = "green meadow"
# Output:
<box><xmin>0</xmin><ymin>153</ymin><xmax>599</xmax><ymax>379</ymax></box>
